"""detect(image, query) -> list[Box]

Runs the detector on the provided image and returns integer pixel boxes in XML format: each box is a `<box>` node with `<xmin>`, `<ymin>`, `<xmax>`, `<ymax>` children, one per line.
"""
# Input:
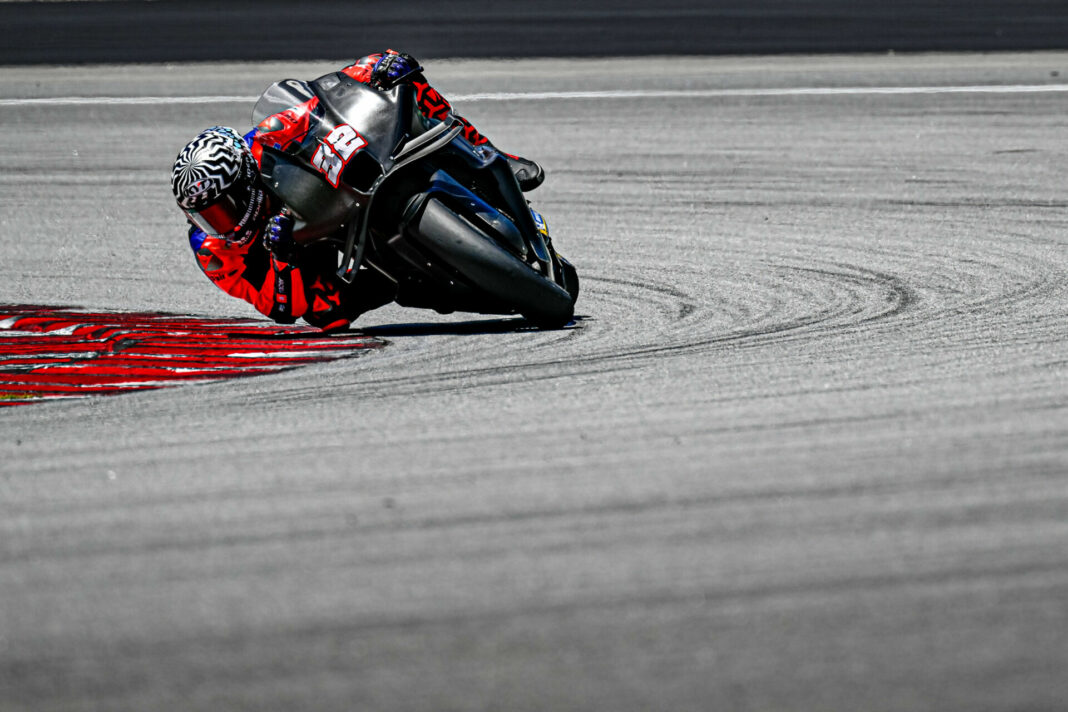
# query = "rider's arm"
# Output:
<box><xmin>341</xmin><ymin>51</ymin><xmax>492</xmax><ymax>148</ymax></box>
<box><xmin>187</xmin><ymin>226</ymin><xmax>349</xmax><ymax>331</ymax></box>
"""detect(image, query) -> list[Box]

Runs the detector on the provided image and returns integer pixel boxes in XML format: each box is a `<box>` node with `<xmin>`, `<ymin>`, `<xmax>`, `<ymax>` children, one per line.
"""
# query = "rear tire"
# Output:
<box><xmin>413</xmin><ymin>198</ymin><xmax>577</xmax><ymax>328</ymax></box>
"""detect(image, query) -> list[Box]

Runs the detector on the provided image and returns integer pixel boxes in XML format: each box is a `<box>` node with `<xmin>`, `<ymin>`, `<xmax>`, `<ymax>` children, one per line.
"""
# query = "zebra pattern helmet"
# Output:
<box><xmin>171</xmin><ymin>126</ymin><xmax>268</xmax><ymax>245</ymax></box>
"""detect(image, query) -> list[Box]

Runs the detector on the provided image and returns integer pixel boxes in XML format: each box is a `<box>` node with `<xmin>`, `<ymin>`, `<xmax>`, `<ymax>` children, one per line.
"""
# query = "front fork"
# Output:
<box><xmin>527</xmin><ymin>205</ymin><xmax>558</xmax><ymax>280</ymax></box>
<box><xmin>457</xmin><ymin>141</ymin><xmax>556</xmax><ymax>282</ymax></box>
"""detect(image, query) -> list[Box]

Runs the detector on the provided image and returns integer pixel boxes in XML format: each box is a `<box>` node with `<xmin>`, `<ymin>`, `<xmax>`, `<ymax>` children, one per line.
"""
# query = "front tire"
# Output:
<box><xmin>412</xmin><ymin>198</ymin><xmax>577</xmax><ymax>328</ymax></box>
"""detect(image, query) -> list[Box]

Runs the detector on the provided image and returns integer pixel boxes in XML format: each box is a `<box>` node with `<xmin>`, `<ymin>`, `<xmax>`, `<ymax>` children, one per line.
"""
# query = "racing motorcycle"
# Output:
<box><xmin>251</xmin><ymin>72</ymin><xmax>579</xmax><ymax>328</ymax></box>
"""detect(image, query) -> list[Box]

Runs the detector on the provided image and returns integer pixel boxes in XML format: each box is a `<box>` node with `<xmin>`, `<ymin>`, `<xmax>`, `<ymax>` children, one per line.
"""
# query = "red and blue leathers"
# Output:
<box><xmin>188</xmin><ymin>52</ymin><xmax>495</xmax><ymax>331</ymax></box>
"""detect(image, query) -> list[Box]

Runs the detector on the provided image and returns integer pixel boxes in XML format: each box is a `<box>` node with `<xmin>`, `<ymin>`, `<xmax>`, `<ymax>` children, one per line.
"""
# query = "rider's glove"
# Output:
<box><xmin>370</xmin><ymin>51</ymin><xmax>423</xmax><ymax>90</ymax></box>
<box><xmin>263</xmin><ymin>210</ymin><xmax>295</xmax><ymax>261</ymax></box>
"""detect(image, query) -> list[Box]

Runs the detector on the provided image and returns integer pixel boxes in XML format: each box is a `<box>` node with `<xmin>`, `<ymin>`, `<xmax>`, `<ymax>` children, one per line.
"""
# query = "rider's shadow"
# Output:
<box><xmin>358</xmin><ymin>315</ymin><xmax>584</xmax><ymax>337</ymax></box>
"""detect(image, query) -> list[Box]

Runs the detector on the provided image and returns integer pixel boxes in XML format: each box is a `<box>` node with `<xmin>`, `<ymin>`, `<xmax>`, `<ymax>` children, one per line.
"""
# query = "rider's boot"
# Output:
<box><xmin>504</xmin><ymin>154</ymin><xmax>544</xmax><ymax>192</ymax></box>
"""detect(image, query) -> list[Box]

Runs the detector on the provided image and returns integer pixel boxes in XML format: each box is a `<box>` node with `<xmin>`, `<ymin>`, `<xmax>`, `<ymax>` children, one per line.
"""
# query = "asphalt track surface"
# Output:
<box><xmin>3</xmin><ymin>53</ymin><xmax>1068</xmax><ymax>711</ymax></box>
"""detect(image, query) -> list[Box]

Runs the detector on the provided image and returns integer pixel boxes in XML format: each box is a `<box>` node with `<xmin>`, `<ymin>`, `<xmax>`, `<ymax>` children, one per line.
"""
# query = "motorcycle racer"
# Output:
<box><xmin>171</xmin><ymin>50</ymin><xmax>544</xmax><ymax>332</ymax></box>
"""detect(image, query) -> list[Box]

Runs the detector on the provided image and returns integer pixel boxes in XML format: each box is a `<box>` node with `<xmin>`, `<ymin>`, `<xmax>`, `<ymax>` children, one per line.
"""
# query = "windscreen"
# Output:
<box><xmin>252</xmin><ymin>79</ymin><xmax>317</xmax><ymax>127</ymax></box>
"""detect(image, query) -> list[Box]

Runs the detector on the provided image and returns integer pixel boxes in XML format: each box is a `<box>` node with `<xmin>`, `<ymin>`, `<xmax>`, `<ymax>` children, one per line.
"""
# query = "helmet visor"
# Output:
<box><xmin>183</xmin><ymin>192</ymin><xmax>248</xmax><ymax>236</ymax></box>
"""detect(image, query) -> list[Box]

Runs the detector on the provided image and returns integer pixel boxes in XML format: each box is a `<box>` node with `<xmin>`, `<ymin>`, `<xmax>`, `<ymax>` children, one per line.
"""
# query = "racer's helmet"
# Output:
<box><xmin>171</xmin><ymin>126</ymin><xmax>269</xmax><ymax>245</ymax></box>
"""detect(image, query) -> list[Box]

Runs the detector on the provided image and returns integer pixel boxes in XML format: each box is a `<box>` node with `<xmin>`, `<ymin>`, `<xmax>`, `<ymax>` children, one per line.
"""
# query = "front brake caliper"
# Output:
<box><xmin>529</xmin><ymin>207</ymin><xmax>550</xmax><ymax>238</ymax></box>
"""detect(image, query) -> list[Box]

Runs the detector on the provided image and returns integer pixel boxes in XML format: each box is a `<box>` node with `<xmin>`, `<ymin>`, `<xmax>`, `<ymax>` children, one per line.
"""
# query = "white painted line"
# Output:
<box><xmin>4</xmin><ymin>84</ymin><xmax>1068</xmax><ymax>107</ymax></box>
<box><xmin>453</xmin><ymin>84</ymin><xmax>1068</xmax><ymax>101</ymax></box>
<box><xmin>0</xmin><ymin>95</ymin><xmax>257</xmax><ymax>106</ymax></box>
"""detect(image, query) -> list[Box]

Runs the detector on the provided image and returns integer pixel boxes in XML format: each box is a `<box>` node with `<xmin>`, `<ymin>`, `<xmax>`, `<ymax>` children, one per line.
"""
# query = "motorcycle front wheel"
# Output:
<box><xmin>412</xmin><ymin>197</ymin><xmax>577</xmax><ymax>328</ymax></box>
